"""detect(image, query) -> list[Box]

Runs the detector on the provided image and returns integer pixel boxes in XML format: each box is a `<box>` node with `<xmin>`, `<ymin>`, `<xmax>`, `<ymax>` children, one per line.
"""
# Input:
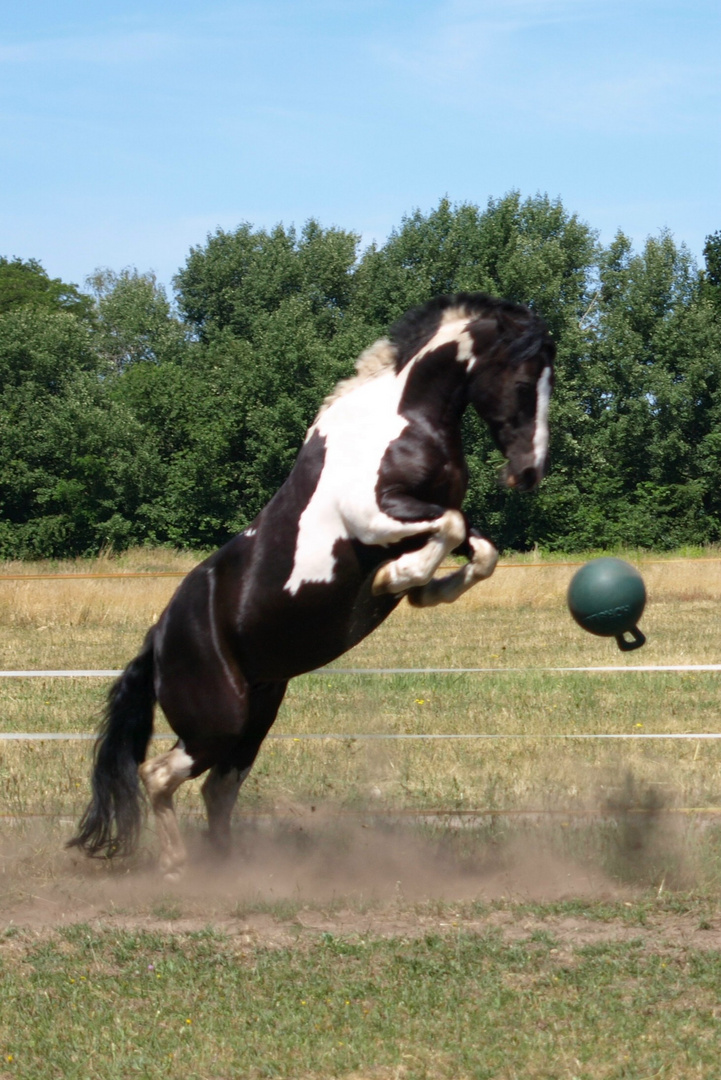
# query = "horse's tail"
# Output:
<box><xmin>67</xmin><ymin>631</ymin><xmax>156</xmax><ymax>858</ymax></box>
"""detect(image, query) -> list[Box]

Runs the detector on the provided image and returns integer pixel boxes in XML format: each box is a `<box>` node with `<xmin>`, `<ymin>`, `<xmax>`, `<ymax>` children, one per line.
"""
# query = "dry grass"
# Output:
<box><xmin>0</xmin><ymin>547</ymin><xmax>720</xmax><ymax>669</ymax></box>
<box><xmin>0</xmin><ymin>550</ymin><xmax>720</xmax><ymax>838</ymax></box>
<box><xmin>0</xmin><ymin>547</ymin><xmax>200</xmax><ymax>577</ymax></box>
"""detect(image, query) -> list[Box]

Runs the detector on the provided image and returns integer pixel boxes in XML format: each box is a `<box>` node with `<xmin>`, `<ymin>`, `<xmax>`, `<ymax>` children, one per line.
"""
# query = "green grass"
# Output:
<box><xmin>2</xmin><ymin>920</ymin><xmax>721</xmax><ymax>1079</ymax></box>
<box><xmin>1</xmin><ymin>551</ymin><xmax>721</xmax><ymax>1080</ymax></box>
<box><xmin>3</xmin><ymin>665</ymin><xmax>721</xmax><ymax>828</ymax></box>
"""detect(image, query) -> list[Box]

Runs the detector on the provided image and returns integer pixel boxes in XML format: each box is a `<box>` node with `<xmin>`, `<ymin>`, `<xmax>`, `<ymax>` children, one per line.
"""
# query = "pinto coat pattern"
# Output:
<box><xmin>69</xmin><ymin>293</ymin><xmax>555</xmax><ymax>878</ymax></box>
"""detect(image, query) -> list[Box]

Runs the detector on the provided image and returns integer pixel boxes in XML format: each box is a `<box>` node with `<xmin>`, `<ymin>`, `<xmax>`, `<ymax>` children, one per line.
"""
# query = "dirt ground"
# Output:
<box><xmin>2</xmin><ymin>814</ymin><xmax>720</xmax><ymax>952</ymax></box>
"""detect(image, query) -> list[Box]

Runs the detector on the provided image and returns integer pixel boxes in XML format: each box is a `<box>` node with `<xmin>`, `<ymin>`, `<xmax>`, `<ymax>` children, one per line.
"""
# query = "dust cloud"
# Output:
<box><xmin>2</xmin><ymin>783</ymin><xmax>706</xmax><ymax>932</ymax></box>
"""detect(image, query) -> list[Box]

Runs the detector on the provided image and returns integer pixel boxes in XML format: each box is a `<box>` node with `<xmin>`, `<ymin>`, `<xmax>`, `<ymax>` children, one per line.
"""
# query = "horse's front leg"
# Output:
<box><xmin>406</xmin><ymin>532</ymin><xmax>498</xmax><ymax>607</ymax></box>
<box><xmin>367</xmin><ymin>500</ymin><xmax>471</xmax><ymax>597</ymax></box>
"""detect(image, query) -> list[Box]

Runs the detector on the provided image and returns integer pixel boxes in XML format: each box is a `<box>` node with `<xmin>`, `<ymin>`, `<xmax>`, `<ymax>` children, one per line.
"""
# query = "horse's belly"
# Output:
<box><xmin>238</xmin><ymin>573</ymin><xmax>400</xmax><ymax>681</ymax></box>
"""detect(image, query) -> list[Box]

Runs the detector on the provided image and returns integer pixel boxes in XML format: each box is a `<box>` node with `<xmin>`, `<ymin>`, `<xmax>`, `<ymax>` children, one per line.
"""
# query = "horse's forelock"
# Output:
<box><xmin>493</xmin><ymin>307</ymin><xmax>554</xmax><ymax>371</ymax></box>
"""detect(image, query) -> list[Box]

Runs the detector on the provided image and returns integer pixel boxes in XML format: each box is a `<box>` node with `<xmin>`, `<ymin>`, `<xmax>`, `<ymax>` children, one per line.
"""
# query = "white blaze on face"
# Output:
<box><xmin>532</xmin><ymin>366</ymin><xmax>552</xmax><ymax>471</ymax></box>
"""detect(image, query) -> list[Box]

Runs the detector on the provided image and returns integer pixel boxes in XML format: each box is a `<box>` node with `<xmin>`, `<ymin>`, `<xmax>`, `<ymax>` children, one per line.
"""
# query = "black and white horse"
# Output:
<box><xmin>69</xmin><ymin>293</ymin><xmax>555</xmax><ymax>878</ymax></box>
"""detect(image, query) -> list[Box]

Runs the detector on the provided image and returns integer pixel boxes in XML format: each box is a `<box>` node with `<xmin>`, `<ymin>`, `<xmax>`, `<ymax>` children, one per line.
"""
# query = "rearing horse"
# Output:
<box><xmin>69</xmin><ymin>293</ymin><xmax>555</xmax><ymax>879</ymax></box>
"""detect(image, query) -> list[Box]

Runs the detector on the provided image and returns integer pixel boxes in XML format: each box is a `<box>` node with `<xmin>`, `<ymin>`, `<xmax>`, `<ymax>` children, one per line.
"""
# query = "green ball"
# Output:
<box><xmin>567</xmin><ymin>558</ymin><xmax>646</xmax><ymax>650</ymax></box>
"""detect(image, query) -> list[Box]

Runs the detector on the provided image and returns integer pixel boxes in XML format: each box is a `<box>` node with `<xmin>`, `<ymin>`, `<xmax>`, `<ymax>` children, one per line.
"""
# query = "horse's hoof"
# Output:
<box><xmin>203</xmin><ymin>832</ymin><xmax>232</xmax><ymax>862</ymax></box>
<box><xmin>371</xmin><ymin>563</ymin><xmax>393</xmax><ymax>595</ymax></box>
<box><xmin>470</xmin><ymin>537</ymin><xmax>499</xmax><ymax>578</ymax></box>
<box><xmin>161</xmin><ymin>867</ymin><xmax>185</xmax><ymax>884</ymax></box>
<box><xmin>159</xmin><ymin>856</ymin><xmax>187</xmax><ymax>883</ymax></box>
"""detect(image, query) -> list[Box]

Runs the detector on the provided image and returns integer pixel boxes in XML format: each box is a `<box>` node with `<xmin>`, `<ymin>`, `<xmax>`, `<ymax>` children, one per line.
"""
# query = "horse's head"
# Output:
<box><xmin>466</xmin><ymin>305</ymin><xmax>555</xmax><ymax>492</ymax></box>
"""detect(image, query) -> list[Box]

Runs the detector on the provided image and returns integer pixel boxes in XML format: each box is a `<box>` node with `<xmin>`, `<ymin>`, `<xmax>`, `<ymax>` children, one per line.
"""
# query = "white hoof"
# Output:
<box><xmin>372</xmin><ymin>561</ymin><xmax>395</xmax><ymax>596</ymax></box>
<box><xmin>161</xmin><ymin>867</ymin><xmax>185</xmax><ymax>884</ymax></box>
<box><xmin>469</xmin><ymin>537</ymin><xmax>498</xmax><ymax>579</ymax></box>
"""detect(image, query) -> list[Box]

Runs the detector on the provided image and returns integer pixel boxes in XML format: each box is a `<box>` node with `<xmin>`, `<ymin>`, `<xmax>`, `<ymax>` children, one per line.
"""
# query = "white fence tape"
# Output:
<box><xmin>1</xmin><ymin>665</ymin><xmax>721</xmax><ymax>677</ymax></box>
<box><xmin>321</xmin><ymin>665</ymin><xmax>721</xmax><ymax>674</ymax></box>
<box><xmin>1</xmin><ymin>667</ymin><xmax>717</xmax><ymax>740</ymax></box>
<box><xmin>1</xmin><ymin>732</ymin><xmax>720</xmax><ymax>742</ymax></box>
<box><xmin>0</xmin><ymin>670</ymin><xmax>122</xmax><ymax>678</ymax></box>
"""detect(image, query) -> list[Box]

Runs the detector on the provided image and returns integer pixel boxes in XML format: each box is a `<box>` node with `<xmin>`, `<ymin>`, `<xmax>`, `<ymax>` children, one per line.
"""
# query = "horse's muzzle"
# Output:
<box><xmin>504</xmin><ymin>464</ymin><xmax>540</xmax><ymax>492</ymax></box>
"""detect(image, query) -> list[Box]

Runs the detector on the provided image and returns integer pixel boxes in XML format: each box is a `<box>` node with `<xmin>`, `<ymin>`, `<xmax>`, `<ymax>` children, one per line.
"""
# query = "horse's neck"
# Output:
<box><xmin>397</xmin><ymin>351</ymin><xmax>470</xmax><ymax>431</ymax></box>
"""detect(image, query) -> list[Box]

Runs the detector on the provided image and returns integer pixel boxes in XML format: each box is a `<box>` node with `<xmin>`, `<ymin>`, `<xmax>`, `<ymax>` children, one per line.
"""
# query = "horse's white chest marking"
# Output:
<box><xmin>285</xmin><ymin>368</ymin><xmax>412</xmax><ymax>595</ymax></box>
<box><xmin>284</xmin><ymin>319</ymin><xmax>478</xmax><ymax>596</ymax></box>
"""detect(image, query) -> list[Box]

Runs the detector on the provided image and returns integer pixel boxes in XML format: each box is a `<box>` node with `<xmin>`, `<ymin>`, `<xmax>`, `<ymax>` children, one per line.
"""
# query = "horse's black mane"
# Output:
<box><xmin>389</xmin><ymin>292</ymin><xmax>543</xmax><ymax>370</ymax></box>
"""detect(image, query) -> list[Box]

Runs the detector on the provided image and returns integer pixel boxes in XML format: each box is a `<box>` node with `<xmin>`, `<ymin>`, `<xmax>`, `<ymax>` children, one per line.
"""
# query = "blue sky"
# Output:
<box><xmin>1</xmin><ymin>0</ymin><xmax>719</xmax><ymax>292</ymax></box>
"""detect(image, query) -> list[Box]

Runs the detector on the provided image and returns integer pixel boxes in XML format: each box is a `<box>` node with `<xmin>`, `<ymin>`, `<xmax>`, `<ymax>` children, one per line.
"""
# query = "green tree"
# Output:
<box><xmin>702</xmin><ymin>231</ymin><xmax>721</xmax><ymax>315</ymax></box>
<box><xmin>703</xmin><ymin>231</ymin><xmax>721</xmax><ymax>289</ymax></box>
<box><xmin>543</xmin><ymin>231</ymin><xmax>721</xmax><ymax>549</ymax></box>
<box><xmin>175</xmin><ymin>219</ymin><xmax>359</xmax><ymax>342</ymax></box>
<box><xmin>0</xmin><ymin>307</ymin><xmax>161</xmax><ymax>556</ymax></box>
<box><xmin>3</xmin><ymin>203</ymin><xmax>719</xmax><ymax>559</ymax></box>
<box><xmin>86</xmin><ymin>268</ymin><xmax>188</xmax><ymax>370</ymax></box>
<box><xmin>0</xmin><ymin>257</ymin><xmax>92</xmax><ymax>319</ymax></box>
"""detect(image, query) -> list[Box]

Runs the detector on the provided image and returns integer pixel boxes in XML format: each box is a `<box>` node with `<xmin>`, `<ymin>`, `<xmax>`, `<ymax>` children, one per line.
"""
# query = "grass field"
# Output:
<box><xmin>1</xmin><ymin>549</ymin><xmax>721</xmax><ymax>1079</ymax></box>
<box><xmin>1</xmin><ymin>549</ymin><xmax>720</xmax><ymax>823</ymax></box>
<box><xmin>3</xmin><ymin>908</ymin><xmax>721</xmax><ymax>1080</ymax></box>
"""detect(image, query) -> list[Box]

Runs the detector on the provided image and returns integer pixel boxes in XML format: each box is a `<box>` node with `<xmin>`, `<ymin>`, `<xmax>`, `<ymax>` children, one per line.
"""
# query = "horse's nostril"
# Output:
<box><xmin>502</xmin><ymin>465</ymin><xmax>537</xmax><ymax>491</ymax></box>
<box><xmin>500</xmin><ymin>464</ymin><xmax>517</xmax><ymax>488</ymax></box>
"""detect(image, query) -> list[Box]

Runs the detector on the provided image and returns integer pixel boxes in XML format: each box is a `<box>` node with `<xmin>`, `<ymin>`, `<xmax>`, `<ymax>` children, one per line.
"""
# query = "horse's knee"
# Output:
<box><xmin>372</xmin><ymin>509</ymin><xmax>468</xmax><ymax>596</ymax></box>
<box><xmin>443</xmin><ymin>509</ymin><xmax>466</xmax><ymax>550</ymax></box>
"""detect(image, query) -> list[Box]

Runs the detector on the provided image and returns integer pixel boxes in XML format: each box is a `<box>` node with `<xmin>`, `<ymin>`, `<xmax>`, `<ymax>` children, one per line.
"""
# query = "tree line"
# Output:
<box><xmin>1</xmin><ymin>193</ymin><xmax>720</xmax><ymax>558</ymax></box>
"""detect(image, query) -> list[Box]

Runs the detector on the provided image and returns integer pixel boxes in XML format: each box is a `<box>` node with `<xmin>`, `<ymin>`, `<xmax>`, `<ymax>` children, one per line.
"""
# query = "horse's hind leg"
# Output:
<box><xmin>200</xmin><ymin>681</ymin><xmax>288</xmax><ymax>859</ymax></box>
<box><xmin>138</xmin><ymin>744</ymin><xmax>195</xmax><ymax>881</ymax></box>
<box><xmin>201</xmin><ymin>765</ymin><xmax>251</xmax><ymax>857</ymax></box>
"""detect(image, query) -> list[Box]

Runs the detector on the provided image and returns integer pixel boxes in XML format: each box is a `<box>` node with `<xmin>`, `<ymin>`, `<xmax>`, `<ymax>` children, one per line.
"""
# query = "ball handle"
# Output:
<box><xmin>615</xmin><ymin>625</ymin><xmax>646</xmax><ymax>652</ymax></box>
